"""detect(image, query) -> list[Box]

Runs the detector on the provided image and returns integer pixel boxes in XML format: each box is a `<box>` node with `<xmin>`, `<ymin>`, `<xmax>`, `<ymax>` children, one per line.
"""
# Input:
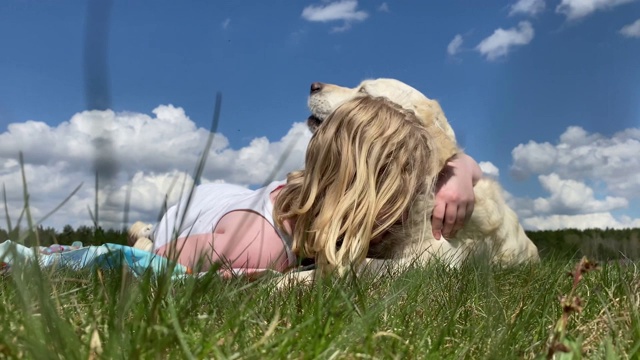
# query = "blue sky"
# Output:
<box><xmin>0</xmin><ymin>0</ymin><xmax>639</xmax><ymax>231</ymax></box>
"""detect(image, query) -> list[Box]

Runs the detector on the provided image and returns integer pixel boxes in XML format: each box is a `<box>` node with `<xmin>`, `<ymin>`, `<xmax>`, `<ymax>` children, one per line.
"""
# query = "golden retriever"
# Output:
<box><xmin>303</xmin><ymin>78</ymin><xmax>539</xmax><ymax>273</ymax></box>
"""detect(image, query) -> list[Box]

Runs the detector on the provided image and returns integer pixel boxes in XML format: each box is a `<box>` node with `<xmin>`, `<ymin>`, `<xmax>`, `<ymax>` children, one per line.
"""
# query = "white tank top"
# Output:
<box><xmin>152</xmin><ymin>180</ymin><xmax>294</xmax><ymax>264</ymax></box>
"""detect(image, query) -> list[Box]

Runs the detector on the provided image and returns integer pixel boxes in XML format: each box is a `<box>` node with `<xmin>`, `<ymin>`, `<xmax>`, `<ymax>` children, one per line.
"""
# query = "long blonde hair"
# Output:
<box><xmin>274</xmin><ymin>96</ymin><xmax>439</xmax><ymax>274</ymax></box>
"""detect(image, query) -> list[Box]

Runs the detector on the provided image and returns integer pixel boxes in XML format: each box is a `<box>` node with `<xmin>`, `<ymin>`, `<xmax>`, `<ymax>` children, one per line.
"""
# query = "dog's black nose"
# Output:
<box><xmin>310</xmin><ymin>82</ymin><xmax>324</xmax><ymax>94</ymax></box>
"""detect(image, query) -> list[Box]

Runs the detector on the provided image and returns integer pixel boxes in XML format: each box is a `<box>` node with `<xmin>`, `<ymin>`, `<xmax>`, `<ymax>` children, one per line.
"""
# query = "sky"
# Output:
<box><xmin>0</xmin><ymin>0</ymin><xmax>639</xmax><ymax>232</ymax></box>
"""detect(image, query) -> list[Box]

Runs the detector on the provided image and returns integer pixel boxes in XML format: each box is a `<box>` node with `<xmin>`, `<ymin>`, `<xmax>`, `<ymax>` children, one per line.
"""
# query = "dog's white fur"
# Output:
<box><xmin>304</xmin><ymin>78</ymin><xmax>539</xmax><ymax>273</ymax></box>
<box><xmin>128</xmin><ymin>221</ymin><xmax>154</xmax><ymax>252</ymax></box>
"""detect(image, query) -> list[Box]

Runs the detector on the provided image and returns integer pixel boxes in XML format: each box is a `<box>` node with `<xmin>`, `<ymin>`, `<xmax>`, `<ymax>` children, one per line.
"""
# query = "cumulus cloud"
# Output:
<box><xmin>479</xmin><ymin>161</ymin><xmax>500</xmax><ymax>178</ymax></box>
<box><xmin>0</xmin><ymin>105</ymin><xmax>312</xmax><ymax>230</ymax></box>
<box><xmin>556</xmin><ymin>0</ymin><xmax>637</xmax><ymax>20</ymax></box>
<box><xmin>506</xmin><ymin>126</ymin><xmax>640</xmax><ymax>230</ymax></box>
<box><xmin>620</xmin><ymin>18</ymin><xmax>640</xmax><ymax>37</ymax></box>
<box><xmin>523</xmin><ymin>212</ymin><xmax>640</xmax><ymax>230</ymax></box>
<box><xmin>532</xmin><ymin>173</ymin><xmax>628</xmax><ymax>214</ymax></box>
<box><xmin>511</xmin><ymin>126</ymin><xmax>640</xmax><ymax>199</ymax></box>
<box><xmin>476</xmin><ymin>158</ymin><xmax>635</xmax><ymax>231</ymax></box>
<box><xmin>509</xmin><ymin>0</ymin><xmax>546</xmax><ymax>16</ymax></box>
<box><xmin>447</xmin><ymin>34</ymin><xmax>464</xmax><ymax>56</ymax></box>
<box><xmin>504</xmin><ymin>174</ymin><xmax>637</xmax><ymax>231</ymax></box>
<box><xmin>301</xmin><ymin>0</ymin><xmax>368</xmax><ymax>32</ymax></box>
<box><xmin>476</xmin><ymin>21</ymin><xmax>535</xmax><ymax>61</ymax></box>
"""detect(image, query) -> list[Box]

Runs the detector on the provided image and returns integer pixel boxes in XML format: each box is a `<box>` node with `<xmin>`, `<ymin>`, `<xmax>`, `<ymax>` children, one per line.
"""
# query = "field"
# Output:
<box><xmin>1</xmin><ymin>254</ymin><xmax>639</xmax><ymax>359</ymax></box>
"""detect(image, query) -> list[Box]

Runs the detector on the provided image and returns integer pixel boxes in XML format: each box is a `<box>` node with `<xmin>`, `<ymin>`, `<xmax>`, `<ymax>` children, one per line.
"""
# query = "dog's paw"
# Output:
<box><xmin>271</xmin><ymin>270</ymin><xmax>315</xmax><ymax>290</ymax></box>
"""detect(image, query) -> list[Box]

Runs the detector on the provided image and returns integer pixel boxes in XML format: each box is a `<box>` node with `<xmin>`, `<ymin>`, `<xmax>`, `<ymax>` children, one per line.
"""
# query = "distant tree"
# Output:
<box><xmin>527</xmin><ymin>228</ymin><xmax>640</xmax><ymax>261</ymax></box>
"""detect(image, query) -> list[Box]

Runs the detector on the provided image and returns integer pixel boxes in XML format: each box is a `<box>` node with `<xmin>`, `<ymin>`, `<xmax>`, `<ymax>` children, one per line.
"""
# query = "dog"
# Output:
<box><xmin>303</xmin><ymin>78</ymin><xmax>539</xmax><ymax>272</ymax></box>
<box><xmin>128</xmin><ymin>221</ymin><xmax>154</xmax><ymax>252</ymax></box>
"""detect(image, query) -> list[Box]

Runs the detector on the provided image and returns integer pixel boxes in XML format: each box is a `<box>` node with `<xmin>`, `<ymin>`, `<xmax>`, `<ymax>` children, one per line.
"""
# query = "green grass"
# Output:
<box><xmin>1</xmin><ymin>256</ymin><xmax>639</xmax><ymax>359</ymax></box>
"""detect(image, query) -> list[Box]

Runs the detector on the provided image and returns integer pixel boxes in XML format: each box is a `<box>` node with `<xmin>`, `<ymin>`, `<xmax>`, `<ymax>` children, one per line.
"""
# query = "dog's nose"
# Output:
<box><xmin>310</xmin><ymin>82</ymin><xmax>324</xmax><ymax>94</ymax></box>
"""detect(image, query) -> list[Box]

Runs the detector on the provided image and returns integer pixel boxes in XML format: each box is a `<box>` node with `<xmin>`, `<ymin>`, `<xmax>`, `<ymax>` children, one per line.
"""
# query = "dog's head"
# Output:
<box><xmin>128</xmin><ymin>221</ymin><xmax>153</xmax><ymax>246</ymax></box>
<box><xmin>306</xmin><ymin>78</ymin><xmax>455</xmax><ymax>141</ymax></box>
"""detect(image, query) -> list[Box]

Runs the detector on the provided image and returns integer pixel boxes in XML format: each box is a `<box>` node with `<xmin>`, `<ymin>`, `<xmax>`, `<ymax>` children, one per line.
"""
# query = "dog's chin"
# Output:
<box><xmin>306</xmin><ymin>115</ymin><xmax>323</xmax><ymax>133</ymax></box>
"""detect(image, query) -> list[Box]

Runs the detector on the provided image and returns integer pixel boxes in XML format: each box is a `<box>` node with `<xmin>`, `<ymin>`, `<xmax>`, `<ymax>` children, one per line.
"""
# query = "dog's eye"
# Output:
<box><xmin>358</xmin><ymin>87</ymin><xmax>367</xmax><ymax>93</ymax></box>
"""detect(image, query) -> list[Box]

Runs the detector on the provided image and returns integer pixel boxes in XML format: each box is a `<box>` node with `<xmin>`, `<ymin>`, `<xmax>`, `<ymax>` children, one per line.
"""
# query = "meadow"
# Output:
<box><xmin>1</xmin><ymin>251</ymin><xmax>639</xmax><ymax>359</ymax></box>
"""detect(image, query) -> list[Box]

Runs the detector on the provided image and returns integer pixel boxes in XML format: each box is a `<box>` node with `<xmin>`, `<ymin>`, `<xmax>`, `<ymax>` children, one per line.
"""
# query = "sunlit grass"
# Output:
<box><xmin>1</xmin><ymin>255</ymin><xmax>639</xmax><ymax>359</ymax></box>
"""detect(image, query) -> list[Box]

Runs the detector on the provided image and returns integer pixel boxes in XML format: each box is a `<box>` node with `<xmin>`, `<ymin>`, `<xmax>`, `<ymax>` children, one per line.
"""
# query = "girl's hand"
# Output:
<box><xmin>431</xmin><ymin>154</ymin><xmax>483</xmax><ymax>240</ymax></box>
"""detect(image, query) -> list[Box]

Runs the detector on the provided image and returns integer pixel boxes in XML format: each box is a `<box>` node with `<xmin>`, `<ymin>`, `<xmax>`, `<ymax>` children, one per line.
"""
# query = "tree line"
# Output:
<box><xmin>1</xmin><ymin>225</ymin><xmax>639</xmax><ymax>261</ymax></box>
<box><xmin>0</xmin><ymin>225</ymin><xmax>128</xmax><ymax>248</ymax></box>
<box><xmin>526</xmin><ymin>227</ymin><xmax>640</xmax><ymax>261</ymax></box>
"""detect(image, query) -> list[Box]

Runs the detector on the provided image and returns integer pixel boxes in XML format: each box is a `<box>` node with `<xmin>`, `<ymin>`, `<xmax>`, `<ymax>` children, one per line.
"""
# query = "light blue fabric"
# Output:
<box><xmin>102</xmin><ymin>243</ymin><xmax>189</xmax><ymax>276</ymax></box>
<box><xmin>0</xmin><ymin>240</ymin><xmax>189</xmax><ymax>277</ymax></box>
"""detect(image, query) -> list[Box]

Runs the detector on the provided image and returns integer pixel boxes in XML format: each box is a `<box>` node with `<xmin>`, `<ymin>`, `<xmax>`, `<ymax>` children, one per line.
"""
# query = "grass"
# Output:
<box><xmin>1</xmin><ymin>255</ymin><xmax>639</xmax><ymax>359</ymax></box>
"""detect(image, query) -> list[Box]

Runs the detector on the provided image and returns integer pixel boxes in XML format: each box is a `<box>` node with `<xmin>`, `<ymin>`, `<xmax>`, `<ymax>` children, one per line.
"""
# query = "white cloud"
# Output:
<box><xmin>479</xmin><ymin>161</ymin><xmax>500</xmax><ymax>178</ymax></box>
<box><xmin>506</xmin><ymin>126</ymin><xmax>640</xmax><ymax>230</ymax></box>
<box><xmin>523</xmin><ymin>212</ymin><xmax>640</xmax><ymax>230</ymax></box>
<box><xmin>377</xmin><ymin>3</ymin><xmax>389</xmax><ymax>12</ymax></box>
<box><xmin>476</xmin><ymin>21</ymin><xmax>535</xmax><ymax>61</ymax></box>
<box><xmin>0</xmin><ymin>105</ymin><xmax>312</xmax><ymax>230</ymax></box>
<box><xmin>532</xmin><ymin>173</ymin><xmax>628</xmax><ymax>214</ymax></box>
<box><xmin>510</xmin><ymin>141</ymin><xmax>557</xmax><ymax>178</ymax></box>
<box><xmin>301</xmin><ymin>0</ymin><xmax>368</xmax><ymax>22</ymax></box>
<box><xmin>301</xmin><ymin>0</ymin><xmax>368</xmax><ymax>32</ymax></box>
<box><xmin>509</xmin><ymin>0</ymin><xmax>546</xmax><ymax>16</ymax></box>
<box><xmin>556</xmin><ymin>0</ymin><xmax>637</xmax><ymax>20</ymax></box>
<box><xmin>221</xmin><ymin>18</ymin><xmax>231</xmax><ymax>30</ymax></box>
<box><xmin>511</xmin><ymin>126</ymin><xmax>640</xmax><ymax>199</ymax></box>
<box><xmin>447</xmin><ymin>34</ymin><xmax>464</xmax><ymax>56</ymax></box>
<box><xmin>620</xmin><ymin>18</ymin><xmax>640</xmax><ymax>38</ymax></box>
<box><xmin>504</xmin><ymin>173</ymin><xmax>638</xmax><ymax>231</ymax></box>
